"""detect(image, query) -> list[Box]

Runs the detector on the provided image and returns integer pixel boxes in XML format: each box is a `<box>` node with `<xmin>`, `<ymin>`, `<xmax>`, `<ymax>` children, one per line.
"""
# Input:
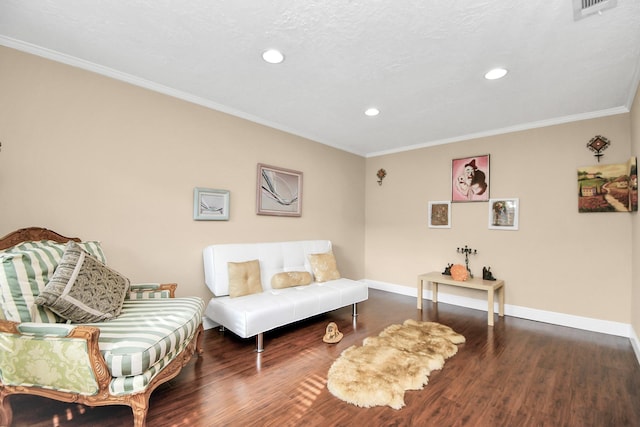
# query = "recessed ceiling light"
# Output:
<box><xmin>484</xmin><ymin>68</ymin><xmax>508</xmax><ymax>80</ymax></box>
<box><xmin>262</xmin><ymin>49</ymin><xmax>284</xmax><ymax>64</ymax></box>
<box><xmin>365</xmin><ymin>108</ymin><xmax>380</xmax><ymax>116</ymax></box>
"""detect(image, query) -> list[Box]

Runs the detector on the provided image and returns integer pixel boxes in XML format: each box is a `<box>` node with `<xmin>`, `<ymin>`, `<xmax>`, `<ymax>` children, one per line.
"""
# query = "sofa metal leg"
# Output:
<box><xmin>352</xmin><ymin>303</ymin><xmax>358</xmax><ymax>317</ymax></box>
<box><xmin>256</xmin><ymin>333</ymin><xmax>264</xmax><ymax>353</ymax></box>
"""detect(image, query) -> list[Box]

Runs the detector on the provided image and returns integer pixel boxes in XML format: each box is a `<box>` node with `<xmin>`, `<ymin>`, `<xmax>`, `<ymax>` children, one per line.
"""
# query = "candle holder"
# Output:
<box><xmin>457</xmin><ymin>245</ymin><xmax>477</xmax><ymax>278</ymax></box>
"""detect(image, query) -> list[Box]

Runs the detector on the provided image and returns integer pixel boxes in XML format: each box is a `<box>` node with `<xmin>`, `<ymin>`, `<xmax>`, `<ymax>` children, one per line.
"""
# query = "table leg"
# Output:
<box><xmin>498</xmin><ymin>285</ymin><xmax>505</xmax><ymax>317</ymax></box>
<box><xmin>417</xmin><ymin>278</ymin><xmax>423</xmax><ymax>309</ymax></box>
<box><xmin>488</xmin><ymin>289</ymin><xmax>495</xmax><ymax>326</ymax></box>
<box><xmin>432</xmin><ymin>282</ymin><xmax>438</xmax><ymax>303</ymax></box>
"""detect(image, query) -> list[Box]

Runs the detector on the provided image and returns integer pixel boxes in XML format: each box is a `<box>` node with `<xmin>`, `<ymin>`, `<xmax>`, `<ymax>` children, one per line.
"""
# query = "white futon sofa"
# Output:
<box><xmin>203</xmin><ymin>240</ymin><xmax>368</xmax><ymax>351</ymax></box>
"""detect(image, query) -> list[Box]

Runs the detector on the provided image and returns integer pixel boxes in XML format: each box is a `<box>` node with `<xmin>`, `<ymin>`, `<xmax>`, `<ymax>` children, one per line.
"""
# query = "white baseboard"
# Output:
<box><xmin>363</xmin><ymin>279</ymin><xmax>632</xmax><ymax>338</ymax></box>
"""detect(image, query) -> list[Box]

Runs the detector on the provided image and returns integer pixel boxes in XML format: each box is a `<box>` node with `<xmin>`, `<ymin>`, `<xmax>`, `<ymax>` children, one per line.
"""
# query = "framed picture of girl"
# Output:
<box><xmin>488</xmin><ymin>198</ymin><xmax>519</xmax><ymax>230</ymax></box>
<box><xmin>452</xmin><ymin>155</ymin><xmax>490</xmax><ymax>202</ymax></box>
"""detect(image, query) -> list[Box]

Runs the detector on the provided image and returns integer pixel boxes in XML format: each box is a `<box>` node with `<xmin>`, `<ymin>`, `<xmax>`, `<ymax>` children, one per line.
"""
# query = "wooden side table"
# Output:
<box><xmin>417</xmin><ymin>271</ymin><xmax>505</xmax><ymax>326</ymax></box>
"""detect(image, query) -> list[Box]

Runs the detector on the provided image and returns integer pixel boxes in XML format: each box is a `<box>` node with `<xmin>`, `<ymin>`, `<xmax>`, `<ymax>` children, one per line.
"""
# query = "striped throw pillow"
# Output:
<box><xmin>0</xmin><ymin>240</ymin><xmax>106</xmax><ymax>322</ymax></box>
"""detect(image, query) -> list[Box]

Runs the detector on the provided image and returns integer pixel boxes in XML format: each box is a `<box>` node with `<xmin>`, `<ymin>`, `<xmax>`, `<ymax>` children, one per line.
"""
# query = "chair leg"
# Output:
<box><xmin>130</xmin><ymin>393</ymin><xmax>149</xmax><ymax>427</ymax></box>
<box><xmin>0</xmin><ymin>389</ymin><xmax>13</xmax><ymax>427</ymax></box>
<box><xmin>195</xmin><ymin>324</ymin><xmax>204</xmax><ymax>355</ymax></box>
<box><xmin>256</xmin><ymin>333</ymin><xmax>264</xmax><ymax>353</ymax></box>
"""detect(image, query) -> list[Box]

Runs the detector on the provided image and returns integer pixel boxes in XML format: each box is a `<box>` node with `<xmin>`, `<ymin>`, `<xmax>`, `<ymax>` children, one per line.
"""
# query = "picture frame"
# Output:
<box><xmin>577</xmin><ymin>157</ymin><xmax>638</xmax><ymax>213</ymax></box>
<box><xmin>488</xmin><ymin>198</ymin><xmax>519</xmax><ymax>230</ymax></box>
<box><xmin>193</xmin><ymin>188</ymin><xmax>230</xmax><ymax>221</ymax></box>
<box><xmin>256</xmin><ymin>163</ymin><xmax>303</xmax><ymax>217</ymax></box>
<box><xmin>452</xmin><ymin>154</ymin><xmax>490</xmax><ymax>202</ymax></box>
<box><xmin>428</xmin><ymin>201</ymin><xmax>451</xmax><ymax>228</ymax></box>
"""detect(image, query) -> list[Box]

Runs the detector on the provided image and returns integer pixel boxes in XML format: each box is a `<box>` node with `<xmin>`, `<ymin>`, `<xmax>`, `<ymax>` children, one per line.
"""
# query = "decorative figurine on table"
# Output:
<box><xmin>442</xmin><ymin>263</ymin><xmax>453</xmax><ymax>275</ymax></box>
<box><xmin>482</xmin><ymin>266</ymin><xmax>496</xmax><ymax>281</ymax></box>
<box><xmin>456</xmin><ymin>245</ymin><xmax>477</xmax><ymax>278</ymax></box>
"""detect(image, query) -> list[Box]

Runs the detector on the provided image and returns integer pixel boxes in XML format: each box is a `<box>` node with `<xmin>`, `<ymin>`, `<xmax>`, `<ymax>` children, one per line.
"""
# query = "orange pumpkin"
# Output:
<box><xmin>450</xmin><ymin>264</ymin><xmax>469</xmax><ymax>281</ymax></box>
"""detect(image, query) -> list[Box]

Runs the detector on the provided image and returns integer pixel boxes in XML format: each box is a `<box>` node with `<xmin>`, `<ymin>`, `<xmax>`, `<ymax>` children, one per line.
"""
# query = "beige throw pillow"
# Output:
<box><xmin>308</xmin><ymin>252</ymin><xmax>341</xmax><ymax>282</ymax></box>
<box><xmin>35</xmin><ymin>241</ymin><xmax>130</xmax><ymax>323</ymax></box>
<box><xmin>271</xmin><ymin>271</ymin><xmax>313</xmax><ymax>289</ymax></box>
<box><xmin>228</xmin><ymin>260</ymin><xmax>263</xmax><ymax>297</ymax></box>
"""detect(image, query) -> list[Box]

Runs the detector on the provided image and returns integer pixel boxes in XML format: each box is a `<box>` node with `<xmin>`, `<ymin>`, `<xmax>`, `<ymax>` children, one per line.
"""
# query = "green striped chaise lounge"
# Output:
<box><xmin>0</xmin><ymin>227</ymin><xmax>204</xmax><ymax>427</ymax></box>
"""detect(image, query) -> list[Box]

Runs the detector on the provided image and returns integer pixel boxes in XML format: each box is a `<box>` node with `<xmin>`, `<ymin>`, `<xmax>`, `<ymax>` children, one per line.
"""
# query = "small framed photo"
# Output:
<box><xmin>488</xmin><ymin>198</ymin><xmax>519</xmax><ymax>230</ymax></box>
<box><xmin>428</xmin><ymin>201</ymin><xmax>451</xmax><ymax>228</ymax></box>
<box><xmin>452</xmin><ymin>154</ymin><xmax>490</xmax><ymax>202</ymax></box>
<box><xmin>194</xmin><ymin>188</ymin><xmax>230</xmax><ymax>221</ymax></box>
<box><xmin>256</xmin><ymin>163</ymin><xmax>303</xmax><ymax>217</ymax></box>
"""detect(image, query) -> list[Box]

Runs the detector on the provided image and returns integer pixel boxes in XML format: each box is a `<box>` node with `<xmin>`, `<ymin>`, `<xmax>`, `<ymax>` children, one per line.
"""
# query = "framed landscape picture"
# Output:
<box><xmin>488</xmin><ymin>198</ymin><xmax>519</xmax><ymax>230</ymax></box>
<box><xmin>193</xmin><ymin>188</ymin><xmax>230</xmax><ymax>221</ymax></box>
<box><xmin>428</xmin><ymin>201</ymin><xmax>451</xmax><ymax>228</ymax></box>
<box><xmin>577</xmin><ymin>157</ymin><xmax>638</xmax><ymax>213</ymax></box>
<box><xmin>452</xmin><ymin>154</ymin><xmax>490</xmax><ymax>202</ymax></box>
<box><xmin>256</xmin><ymin>163</ymin><xmax>303</xmax><ymax>217</ymax></box>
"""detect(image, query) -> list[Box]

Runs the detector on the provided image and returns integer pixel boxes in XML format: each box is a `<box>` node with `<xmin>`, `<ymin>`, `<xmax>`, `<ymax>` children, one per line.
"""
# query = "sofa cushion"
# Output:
<box><xmin>271</xmin><ymin>271</ymin><xmax>313</xmax><ymax>289</ymax></box>
<box><xmin>228</xmin><ymin>260</ymin><xmax>263</xmax><ymax>298</ymax></box>
<box><xmin>86</xmin><ymin>296</ymin><xmax>204</xmax><ymax>377</ymax></box>
<box><xmin>205</xmin><ymin>279</ymin><xmax>368</xmax><ymax>339</ymax></box>
<box><xmin>0</xmin><ymin>240</ymin><xmax>106</xmax><ymax>323</ymax></box>
<box><xmin>308</xmin><ymin>251</ymin><xmax>341</xmax><ymax>282</ymax></box>
<box><xmin>35</xmin><ymin>242</ymin><xmax>130</xmax><ymax>323</ymax></box>
<box><xmin>109</xmin><ymin>334</ymin><xmax>193</xmax><ymax>396</ymax></box>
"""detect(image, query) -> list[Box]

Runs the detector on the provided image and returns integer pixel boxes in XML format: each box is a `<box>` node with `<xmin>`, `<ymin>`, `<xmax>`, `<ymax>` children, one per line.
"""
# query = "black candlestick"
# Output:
<box><xmin>457</xmin><ymin>245</ymin><xmax>477</xmax><ymax>278</ymax></box>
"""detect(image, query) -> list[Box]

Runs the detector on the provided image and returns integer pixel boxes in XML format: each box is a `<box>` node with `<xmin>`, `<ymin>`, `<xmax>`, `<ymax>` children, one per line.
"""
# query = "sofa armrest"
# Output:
<box><xmin>127</xmin><ymin>282</ymin><xmax>177</xmax><ymax>299</ymax></box>
<box><xmin>0</xmin><ymin>319</ymin><xmax>111</xmax><ymax>396</ymax></box>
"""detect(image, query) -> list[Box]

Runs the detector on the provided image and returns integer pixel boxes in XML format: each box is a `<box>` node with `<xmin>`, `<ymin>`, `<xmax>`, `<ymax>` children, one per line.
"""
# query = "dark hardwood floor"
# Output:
<box><xmin>7</xmin><ymin>289</ymin><xmax>640</xmax><ymax>427</ymax></box>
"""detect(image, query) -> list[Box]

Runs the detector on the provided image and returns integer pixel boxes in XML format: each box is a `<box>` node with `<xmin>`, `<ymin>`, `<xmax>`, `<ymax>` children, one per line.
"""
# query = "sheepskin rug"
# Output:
<box><xmin>327</xmin><ymin>319</ymin><xmax>465</xmax><ymax>410</ymax></box>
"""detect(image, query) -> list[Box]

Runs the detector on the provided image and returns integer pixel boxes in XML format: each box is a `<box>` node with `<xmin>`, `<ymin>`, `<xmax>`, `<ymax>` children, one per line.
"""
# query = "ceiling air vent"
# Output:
<box><xmin>573</xmin><ymin>0</ymin><xmax>617</xmax><ymax>20</ymax></box>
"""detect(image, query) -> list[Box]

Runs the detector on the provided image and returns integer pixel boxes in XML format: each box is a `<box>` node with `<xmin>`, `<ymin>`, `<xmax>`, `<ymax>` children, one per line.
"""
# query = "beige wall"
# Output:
<box><xmin>1</xmin><ymin>45</ymin><xmax>638</xmax><ymax>329</ymax></box>
<box><xmin>366</xmin><ymin>114</ymin><xmax>633</xmax><ymax>323</ymax></box>
<box><xmin>0</xmin><ymin>46</ymin><xmax>366</xmax><ymax>302</ymax></box>
<box><xmin>631</xmin><ymin>83</ymin><xmax>640</xmax><ymax>338</ymax></box>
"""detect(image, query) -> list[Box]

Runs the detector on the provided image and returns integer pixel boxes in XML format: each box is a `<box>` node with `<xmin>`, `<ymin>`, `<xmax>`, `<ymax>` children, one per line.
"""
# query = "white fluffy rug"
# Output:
<box><xmin>327</xmin><ymin>319</ymin><xmax>465</xmax><ymax>410</ymax></box>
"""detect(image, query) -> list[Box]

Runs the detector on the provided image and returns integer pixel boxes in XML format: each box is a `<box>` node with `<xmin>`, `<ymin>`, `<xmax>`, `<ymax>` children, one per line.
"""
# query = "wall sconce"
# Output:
<box><xmin>376</xmin><ymin>168</ymin><xmax>387</xmax><ymax>186</ymax></box>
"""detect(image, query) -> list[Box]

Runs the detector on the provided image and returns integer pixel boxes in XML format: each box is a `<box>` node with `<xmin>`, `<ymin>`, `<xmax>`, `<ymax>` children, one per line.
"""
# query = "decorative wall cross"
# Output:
<box><xmin>586</xmin><ymin>135</ymin><xmax>610</xmax><ymax>162</ymax></box>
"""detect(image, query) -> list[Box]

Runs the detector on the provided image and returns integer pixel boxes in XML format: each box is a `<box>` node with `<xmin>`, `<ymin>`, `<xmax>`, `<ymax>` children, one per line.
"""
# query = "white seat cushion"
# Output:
<box><xmin>205</xmin><ymin>279</ymin><xmax>367</xmax><ymax>338</ymax></box>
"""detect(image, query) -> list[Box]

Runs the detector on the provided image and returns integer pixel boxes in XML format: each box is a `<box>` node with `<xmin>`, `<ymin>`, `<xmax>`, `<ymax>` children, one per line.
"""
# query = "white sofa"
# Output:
<box><xmin>203</xmin><ymin>240</ymin><xmax>368</xmax><ymax>352</ymax></box>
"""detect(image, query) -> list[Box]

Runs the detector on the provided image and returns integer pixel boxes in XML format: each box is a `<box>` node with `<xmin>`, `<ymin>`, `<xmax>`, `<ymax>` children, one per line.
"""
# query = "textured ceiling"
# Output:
<box><xmin>1</xmin><ymin>1</ymin><xmax>639</xmax><ymax>157</ymax></box>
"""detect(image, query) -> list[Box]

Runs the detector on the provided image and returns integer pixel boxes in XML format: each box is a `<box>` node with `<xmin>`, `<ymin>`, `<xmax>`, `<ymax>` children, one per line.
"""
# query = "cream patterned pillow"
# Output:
<box><xmin>308</xmin><ymin>252</ymin><xmax>341</xmax><ymax>282</ymax></box>
<box><xmin>271</xmin><ymin>271</ymin><xmax>313</xmax><ymax>289</ymax></box>
<box><xmin>228</xmin><ymin>260</ymin><xmax>263</xmax><ymax>297</ymax></box>
<box><xmin>35</xmin><ymin>241</ymin><xmax>130</xmax><ymax>323</ymax></box>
